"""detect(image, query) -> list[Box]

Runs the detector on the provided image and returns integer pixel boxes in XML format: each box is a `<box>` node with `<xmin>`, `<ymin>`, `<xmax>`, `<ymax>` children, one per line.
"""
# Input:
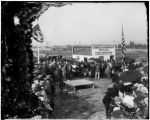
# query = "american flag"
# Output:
<box><xmin>121</xmin><ymin>24</ymin><xmax>126</xmax><ymax>59</ymax></box>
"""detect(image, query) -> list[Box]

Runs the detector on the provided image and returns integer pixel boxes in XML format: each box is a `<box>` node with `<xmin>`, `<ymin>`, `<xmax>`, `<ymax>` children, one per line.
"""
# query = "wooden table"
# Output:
<box><xmin>63</xmin><ymin>79</ymin><xmax>95</xmax><ymax>91</ymax></box>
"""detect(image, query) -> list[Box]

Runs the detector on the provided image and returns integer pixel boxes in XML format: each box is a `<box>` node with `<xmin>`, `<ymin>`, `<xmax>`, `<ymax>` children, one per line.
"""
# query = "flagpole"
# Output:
<box><xmin>72</xmin><ymin>45</ymin><xmax>74</xmax><ymax>56</ymax></box>
<box><xmin>38</xmin><ymin>42</ymin><xmax>40</xmax><ymax>64</ymax></box>
<box><xmin>134</xmin><ymin>41</ymin><xmax>135</xmax><ymax>52</ymax></box>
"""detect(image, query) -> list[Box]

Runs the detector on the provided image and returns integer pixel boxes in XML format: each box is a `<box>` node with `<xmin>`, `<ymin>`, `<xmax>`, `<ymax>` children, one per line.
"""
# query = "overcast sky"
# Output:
<box><xmin>32</xmin><ymin>2</ymin><xmax>147</xmax><ymax>46</ymax></box>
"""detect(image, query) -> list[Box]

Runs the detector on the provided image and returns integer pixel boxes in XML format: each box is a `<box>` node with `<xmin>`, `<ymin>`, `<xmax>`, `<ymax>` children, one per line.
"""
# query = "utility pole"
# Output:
<box><xmin>72</xmin><ymin>45</ymin><xmax>74</xmax><ymax>56</ymax></box>
<box><xmin>134</xmin><ymin>41</ymin><xmax>135</xmax><ymax>52</ymax></box>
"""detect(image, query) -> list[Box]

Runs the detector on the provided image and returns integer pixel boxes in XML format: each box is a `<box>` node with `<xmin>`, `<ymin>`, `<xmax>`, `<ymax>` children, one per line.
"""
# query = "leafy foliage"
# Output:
<box><xmin>1</xmin><ymin>1</ymin><xmax>71</xmax><ymax>119</ymax></box>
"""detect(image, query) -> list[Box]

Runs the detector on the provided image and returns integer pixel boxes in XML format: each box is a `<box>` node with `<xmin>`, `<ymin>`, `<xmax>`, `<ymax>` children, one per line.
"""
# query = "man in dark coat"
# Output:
<box><xmin>95</xmin><ymin>63</ymin><xmax>100</xmax><ymax>79</ymax></box>
<box><xmin>55</xmin><ymin>65</ymin><xmax>63</xmax><ymax>92</ymax></box>
<box><xmin>43</xmin><ymin>76</ymin><xmax>54</xmax><ymax>110</ymax></box>
<box><xmin>66</xmin><ymin>63</ymin><xmax>72</xmax><ymax>80</ymax></box>
<box><xmin>100</xmin><ymin>62</ymin><xmax>105</xmax><ymax>78</ymax></box>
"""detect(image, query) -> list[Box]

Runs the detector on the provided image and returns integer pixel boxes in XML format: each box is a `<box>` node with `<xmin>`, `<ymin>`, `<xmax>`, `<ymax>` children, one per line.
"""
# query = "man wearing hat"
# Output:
<box><xmin>95</xmin><ymin>63</ymin><xmax>100</xmax><ymax>79</ymax></box>
<box><xmin>42</xmin><ymin>76</ymin><xmax>54</xmax><ymax>110</ymax></box>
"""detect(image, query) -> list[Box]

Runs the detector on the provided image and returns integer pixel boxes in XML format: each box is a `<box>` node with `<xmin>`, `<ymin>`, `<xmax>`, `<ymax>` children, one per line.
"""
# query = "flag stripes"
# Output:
<box><xmin>122</xmin><ymin>24</ymin><xmax>126</xmax><ymax>59</ymax></box>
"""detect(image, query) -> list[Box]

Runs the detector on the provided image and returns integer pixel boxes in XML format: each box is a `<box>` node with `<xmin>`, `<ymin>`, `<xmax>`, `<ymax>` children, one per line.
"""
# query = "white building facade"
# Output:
<box><xmin>72</xmin><ymin>54</ymin><xmax>92</xmax><ymax>61</ymax></box>
<box><xmin>91</xmin><ymin>45</ymin><xmax>116</xmax><ymax>61</ymax></box>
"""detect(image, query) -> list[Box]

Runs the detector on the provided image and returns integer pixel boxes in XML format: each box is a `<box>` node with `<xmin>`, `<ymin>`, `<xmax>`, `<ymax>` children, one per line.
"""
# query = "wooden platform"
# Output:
<box><xmin>63</xmin><ymin>79</ymin><xmax>95</xmax><ymax>91</ymax></box>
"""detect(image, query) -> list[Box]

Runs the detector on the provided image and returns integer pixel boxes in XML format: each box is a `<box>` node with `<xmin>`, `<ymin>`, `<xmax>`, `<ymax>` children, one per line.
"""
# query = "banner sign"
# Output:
<box><xmin>92</xmin><ymin>46</ymin><xmax>115</xmax><ymax>56</ymax></box>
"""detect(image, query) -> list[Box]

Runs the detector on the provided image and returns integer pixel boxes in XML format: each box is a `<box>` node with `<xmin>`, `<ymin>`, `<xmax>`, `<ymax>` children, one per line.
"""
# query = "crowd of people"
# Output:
<box><xmin>31</xmin><ymin>55</ymin><xmax>148</xmax><ymax>118</ymax></box>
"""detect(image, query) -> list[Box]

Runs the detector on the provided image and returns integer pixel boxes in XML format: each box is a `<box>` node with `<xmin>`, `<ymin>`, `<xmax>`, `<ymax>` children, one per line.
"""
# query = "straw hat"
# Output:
<box><xmin>123</xmin><ymin>82</ymin><xmax>132</xmax><ymax>86</ymax></box>
<box><xmin>108</xmin><ymin>84</ymin><xmax>114</xmax><ymax>88</ymax></box>
<box><xmin>46</xmin><ymin>75</ymin><xmax>51</xmax><ymax>79</ymax></box>
<box><xmin>38</xmin><ymin>75</ymin><xmax>43</xmax><ymax>79</ymax></box>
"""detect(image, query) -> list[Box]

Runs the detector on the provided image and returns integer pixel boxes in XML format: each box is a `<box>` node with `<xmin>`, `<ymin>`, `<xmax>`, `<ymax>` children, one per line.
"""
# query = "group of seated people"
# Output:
<box><xmin>103</xmin><ymin>63</ymin><xmax>148</xmax><ymax>119</ymax></box>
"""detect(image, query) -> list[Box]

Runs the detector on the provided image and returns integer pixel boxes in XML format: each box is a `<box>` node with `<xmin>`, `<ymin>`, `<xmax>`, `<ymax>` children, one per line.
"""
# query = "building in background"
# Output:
<box><xmin>72</xmin><ymin>46</ymin><xmax>92</xmax><ymax>61</ymax></box>
<box><xmin>72</xmin><ymin>45</ymin><xmax>115</xmax><ymax>61</ymax></box>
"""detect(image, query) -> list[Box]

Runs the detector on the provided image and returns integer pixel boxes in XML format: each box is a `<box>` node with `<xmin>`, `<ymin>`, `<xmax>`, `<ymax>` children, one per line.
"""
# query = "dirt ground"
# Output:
<box><xmin>50</xmin><ymin>78</ymin><xmax>112</xmax><ymax>119</ymax></box>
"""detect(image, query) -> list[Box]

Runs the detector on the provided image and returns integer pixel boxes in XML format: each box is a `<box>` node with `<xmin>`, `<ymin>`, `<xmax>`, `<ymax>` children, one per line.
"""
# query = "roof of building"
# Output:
<box><xmin>92</xmin><ymin>45</ymin><xmax>115</xmax><ymax>48</ymax></box>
